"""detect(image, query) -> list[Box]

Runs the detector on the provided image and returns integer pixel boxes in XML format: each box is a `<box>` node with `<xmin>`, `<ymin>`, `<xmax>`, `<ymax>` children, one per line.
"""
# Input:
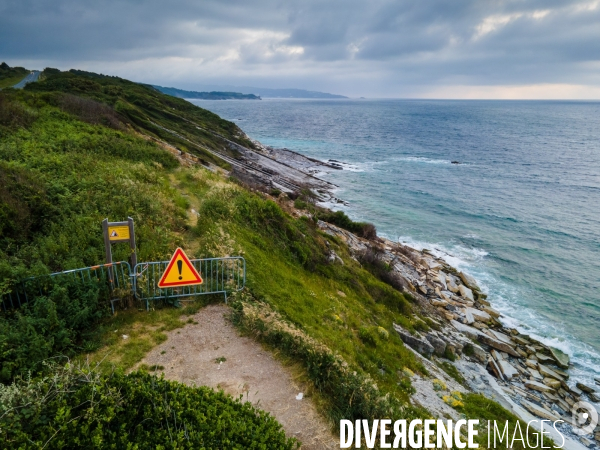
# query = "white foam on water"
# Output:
<box><xmin>396</xmin><ymin>156</ymin><xmax>453</xmax><ymax>165</ymax></box>
<box><xmin>321</xmin><ymin>193</ymin><xmax>600</xmax><ymax>390</ymax></box>
<box><xmin>388</xmin><ymin>231</ymin><xmax>600</xmax><ymax>389</ymax></box>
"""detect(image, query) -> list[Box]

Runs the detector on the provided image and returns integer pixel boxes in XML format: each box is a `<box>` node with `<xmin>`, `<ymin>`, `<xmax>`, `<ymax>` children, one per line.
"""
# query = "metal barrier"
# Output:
<box><xmin>1</xmin><ymin>261</ymin><xmax>132</xmax><ymax>313</ymax></box>
<box><xmin>133</xmin><ymin>257</ymin><xmax>245</xmax><ymax>310</ymax></box>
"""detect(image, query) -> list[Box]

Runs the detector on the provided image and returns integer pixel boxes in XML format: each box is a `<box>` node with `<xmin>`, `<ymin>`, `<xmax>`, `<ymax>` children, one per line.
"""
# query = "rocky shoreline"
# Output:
<box><xmin>225</xmin><ymin>137</ymin><xmax>599</xmax><ymax>448</ymax></box>
<box><xmin>317</xmin><ymin>220</ymin><xmax>597</xmax><ymax>449</ymax></box>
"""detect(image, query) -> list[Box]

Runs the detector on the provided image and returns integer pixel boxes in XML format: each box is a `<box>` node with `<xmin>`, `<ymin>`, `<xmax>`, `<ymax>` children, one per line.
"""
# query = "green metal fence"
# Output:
<box><xmin>133</xmin><ymin>257</ymin><xmax>246</xmax><ymax>310</ymax></box>
<box><xmin>1</xmin><ymin>261</ymin><xmax>132</xmax><ymax>313</ymax></box>
<box><xmin>2</xmin><ymin>257</ymin><xmax>246</xmax><ymax>314</ymax></box>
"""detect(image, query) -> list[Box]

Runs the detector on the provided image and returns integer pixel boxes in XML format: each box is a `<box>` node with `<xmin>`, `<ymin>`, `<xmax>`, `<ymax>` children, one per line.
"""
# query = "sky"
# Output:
<box><xmin>1</xmin><ymin>0</ymin><xmax>600</xmax><ymax>98</ymax></box>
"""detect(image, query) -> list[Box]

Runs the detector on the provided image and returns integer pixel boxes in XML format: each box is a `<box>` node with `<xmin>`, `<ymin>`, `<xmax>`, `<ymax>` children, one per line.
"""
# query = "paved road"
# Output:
<box><xmin>13</xmin><ymin>70</ymin><xmax>41</xmax><ymax>89</ymax></box>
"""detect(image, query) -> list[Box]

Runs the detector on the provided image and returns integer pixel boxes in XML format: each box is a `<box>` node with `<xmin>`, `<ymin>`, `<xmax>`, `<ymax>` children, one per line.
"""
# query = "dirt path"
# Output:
<box><xmin>138</xmin><ymin>304</ymin><xmax>337</xmax><ymax>449</ymax></box>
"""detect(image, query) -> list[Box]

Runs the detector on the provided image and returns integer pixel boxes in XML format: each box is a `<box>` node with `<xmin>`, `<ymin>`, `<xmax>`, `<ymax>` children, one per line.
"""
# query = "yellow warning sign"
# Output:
<box><xmin>108</xmin><ymin>225</ymin><xmax>130</xmax><ymax>241</ymax></box>
<box><xmin>157</xmin><ymin>248</ymin><xmax>203</xmax><ymax>288</ymax></box>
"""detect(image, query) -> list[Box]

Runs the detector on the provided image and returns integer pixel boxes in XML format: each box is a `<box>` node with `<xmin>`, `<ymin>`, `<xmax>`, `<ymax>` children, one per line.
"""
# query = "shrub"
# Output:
<box><xmin>0</xmin><ymin>162</ymin><xmax>56</xmax><ymax>245</ymax></box>
<box><xmin>0</xmin><ymin>95</ymin><xmax>37</xmax><ymax>129</ymax></box>
<box><xmin>432</xmin><ymin>379</ymin><xmax>447</xmax><ymax>391</ymax></box>
<box><xmin>0</xmin><ymin>277</ymin><xmax>108</xmax><ymax>382</ymax></box>
<box><xmin>377</xmin><ymin>326</ymin><xmax>389</xmax><ymax>340</ymax></box>
<box><xmin>294</xmin><ymin>199</ymin><xmax>308</xmax><ymax>210</ymax></box>
<box><xmin>318</xmin><ymin>210</ymin><xmax>377</xmax><ymax>239</ymax></box>
<box><xmin>357</xmin><ymin>248</ymin><xmax>408</xmax><ymax>293</ymax></box>
<box><xmin>58</xmin><ymin>93</ymin><xmax>124</xmax><ymax>130</ymax></box>
<box><xmin>0</xmin><ymin>364</ymin><xmax>297</xmax><ymax>449</ymax></box>
<box><xmin>358</xmin><ymin>326</ymin><xmax>377</xmax><ymax>346</ymax></box>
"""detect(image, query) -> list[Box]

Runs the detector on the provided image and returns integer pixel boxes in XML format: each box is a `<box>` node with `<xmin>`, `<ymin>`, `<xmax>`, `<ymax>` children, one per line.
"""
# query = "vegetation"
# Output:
<box><xmin>232</xmin><ymin>299</ymin><xmax>426</xmax><ymax>424</ymax></box>
<box><xmin>317</xmin><ymin>209</ymin><xmax>377</xmax><ymax>239</ymax></box>
<box><xmin>0</xmin><ymin>63</ymin><xmax>29</xmax><ymax>89</ymax></box>
<box><xmin>0</xmin><ymin>277</ymin><xmax>108</xmax><ymax>382</ymax></box>
<box><xmin>460</xmin><ymin>393</ymin><xmax>555</xmax><ymax>449</ymax></box>
<box><xmin>0</xmin><ymin>363</ymin><xmax>297</xmax><ymax>449</ymax></box>
<box><xmin>0</xmin><ymin>65</ymin><xmax>552</xmax><ymax>447</ymax></box>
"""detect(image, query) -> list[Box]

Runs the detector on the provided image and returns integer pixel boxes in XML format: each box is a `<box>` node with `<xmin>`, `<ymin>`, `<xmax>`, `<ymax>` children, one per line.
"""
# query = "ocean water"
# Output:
<box><xmin>193</xmin><ymin>98</ymin><xmax>600</xmax><ymax>387</ymax></box>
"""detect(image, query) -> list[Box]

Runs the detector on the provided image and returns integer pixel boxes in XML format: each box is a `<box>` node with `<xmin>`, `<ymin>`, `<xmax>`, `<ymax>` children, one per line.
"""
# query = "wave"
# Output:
<box><xmin>321</xmin><ymin>155</ymin><xmax>468</xmax><ymax>173</ymax></box>
<box><xmin>392</xmin><ymin>156</ymin><xmax>472</xmax><ymax>166</ymax></box>
<box><xmin>386</xmin><ymin>232</ymin><xmax>600</xmax><ymax>390</ymax></box>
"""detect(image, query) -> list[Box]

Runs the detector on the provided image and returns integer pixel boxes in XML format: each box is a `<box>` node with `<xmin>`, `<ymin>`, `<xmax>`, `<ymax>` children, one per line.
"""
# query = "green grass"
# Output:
<box><xmin>0</xmin><ymin>76</ymin><xmax>28</xmax><ymax>89</ymax></box>
<box><xmin>438</xmin><ymin>361</ymin><xmax>466</xmax><ymax>386</ymax></box>
<box><xmin>0</xmin><ymin>63</ymin><xmax>29</xmax><ymax>89</ymax></box>
<box><xmin>0</xmin><ymin>68</ymin><xmax>554</xmax><ymax>444</ymax></box>
<box><xmin>177</xmin><ymin>170</ymin><xmax>427</xmax><ymax>402</ymax></box>
<box><xmin>460</xmin><ymin>393</ymin><xmax>555</xmax><ymax>449</ymax></box>
<box><xmin>80</xmin><ymin>299</ymin><xmax>212</xmax><ymax>372</ymax></box>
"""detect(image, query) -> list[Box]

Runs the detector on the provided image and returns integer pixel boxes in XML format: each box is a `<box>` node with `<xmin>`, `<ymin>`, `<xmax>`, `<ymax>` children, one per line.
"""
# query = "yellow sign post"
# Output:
<box><xmin>102</xmin><ymin>218</ymin><xmax>137</xmax><ymax>272</ymax></box>
<box><xmin>108</xmin><ymin>225</ymin><xmax>130</xmax><ymax>241</ymax></box>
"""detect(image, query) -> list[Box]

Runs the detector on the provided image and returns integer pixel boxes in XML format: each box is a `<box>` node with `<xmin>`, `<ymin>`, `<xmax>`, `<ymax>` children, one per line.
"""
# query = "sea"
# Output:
<box><xmin>192</xmin><ymin>98</ymin><xmax>600</xmax><ymax>388</ymax></box>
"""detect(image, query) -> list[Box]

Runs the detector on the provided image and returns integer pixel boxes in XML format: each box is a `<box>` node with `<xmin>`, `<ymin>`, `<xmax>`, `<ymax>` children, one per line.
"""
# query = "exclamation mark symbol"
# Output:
<box><xmin>177</xmin><ymin>259</ymin><xmax>183</xmax><ymax>280</ymax></box>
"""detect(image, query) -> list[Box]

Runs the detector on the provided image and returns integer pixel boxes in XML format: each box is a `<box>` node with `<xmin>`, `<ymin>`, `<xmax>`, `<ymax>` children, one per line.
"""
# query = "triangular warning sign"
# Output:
<box><xmin>157</xmin><ymin>248</ymin><xmax>203</xmax><ymax>288</ymax></box>
<box><xmin>110</xmin><ymin>230</ymin><xmax>118</xmax><ymax>237</ymax></box>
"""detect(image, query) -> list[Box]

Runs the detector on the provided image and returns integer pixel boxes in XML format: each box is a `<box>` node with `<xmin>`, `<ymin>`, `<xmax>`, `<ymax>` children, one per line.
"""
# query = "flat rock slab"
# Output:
<box><xmin>528</xmin><ymin>368</ymin><xmax>543</xmax><ymax>380</ymax></box>
<box><xmin>536</xmin><ymin>353</ymin><xmax>555</xmax><ymax>364</ymax></box>
<box><xmin>488</xmin><ymin>357</ymin><xmax>503</xmax><ymax>380</ymax></box>
<box><xmin>513</xmin><ymin>335</ymin><xmax>530</xmax><ymax>346</ymax></box>
<box><xmin>525</xmin><ymin>380</ymin><xmax>555</xmax><ymax>393</ymax></box>
<box><xmin>497</xmin><ymin>360</ymin><xmax>519</xmax><ymax>379</ymax></box>
<box><xmin>483</xmin><ymin>306</ymin><xmax>501</xmax><ymax>318</ymax></box>
<box><xmin>450</xmin><ymin>320</ymin><xmax>484</xmax><ymax>340</ymax></box>
<box><xmin>489</xmin><ymin>329</ymin><xmax>514</xmax><ymax>346</ymax></box>
<box><xmin>544</xmin><ymin>378</ymin><xmax>562</xmax><ymax>389</ymax></box>
<box><xmin>521</xmin><ymin>399</ymin><xmax>560</xmax><ymax>421</ymax></box>
<box><xmin>538</xmin><ymin>364</ymin><xmax>564</xmax><ymax>381</ymax></box>
<box><xmin>466</xmin><ymin>307</ymin><xmax>491</xmax><ymax>322</ymax></box>
<box><xmin>459</xmin><ymin>272</ymin><xmax>479</xmax><ymax>291</ymax></box>
<box><xmin>459</xmin><ymin>285</ymin><xmax>474</xmax><ymax>302</ymax></box>
<box><xmin>478</xmin><ymin>334</ymin><xmax>521</xmax><ymax>358</ymax></box>
<box><xmin>137</xmin><ymin>304</ymin><xmax>337</xmax><ymax>450</ymax></box>
<box><xmin>394</xmin><ymin>324</ymin><xmax>434</xmax><ymax>357</ymax></box>
<box><xmin>549</xmin><ymin>347</ymin><xmax>570</xmax><ymax>369</ymax></box>
<box><xmin>576</xmin><ymin>382</ymin><xmax>596</xmax><ymax>394</ymax></box>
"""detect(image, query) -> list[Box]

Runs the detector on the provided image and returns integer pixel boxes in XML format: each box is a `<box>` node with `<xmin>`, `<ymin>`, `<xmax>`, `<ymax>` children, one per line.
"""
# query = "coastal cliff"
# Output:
<box><xmin>1</xmin><ymin>66</ymin><xmax>597</xmax><ymax>448</ymax></box>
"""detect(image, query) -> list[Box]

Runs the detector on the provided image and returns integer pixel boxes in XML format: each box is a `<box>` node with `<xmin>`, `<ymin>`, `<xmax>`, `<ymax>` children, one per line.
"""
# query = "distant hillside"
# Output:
<box><xmin>153</xmin><ymin>85</ymin><xmax>261</xmax><ymax>100</ymax></box>
<box><xmin>156</xmin><ymin>83</ymin><xmax>347</xmax><ymax>99</ymax></box>
<box><xmin>0</xmin><ymin>62</ymin><xmax>29</xmax><ymax>89</ymax></box>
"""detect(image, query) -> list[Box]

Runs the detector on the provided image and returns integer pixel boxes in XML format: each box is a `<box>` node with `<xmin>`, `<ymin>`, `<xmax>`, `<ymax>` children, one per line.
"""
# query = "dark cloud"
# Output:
<box><xmin>0</xmin><ymin>0</ymin><xmax>599</xmax><ymax>97</ymax></box>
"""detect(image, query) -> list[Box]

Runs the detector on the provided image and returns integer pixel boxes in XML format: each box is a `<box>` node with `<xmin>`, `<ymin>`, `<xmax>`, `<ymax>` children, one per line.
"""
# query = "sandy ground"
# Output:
<box><xmin>138</xmin><ymin>304</ymin><xmax>337</xmax><ymax>449</ymax></box>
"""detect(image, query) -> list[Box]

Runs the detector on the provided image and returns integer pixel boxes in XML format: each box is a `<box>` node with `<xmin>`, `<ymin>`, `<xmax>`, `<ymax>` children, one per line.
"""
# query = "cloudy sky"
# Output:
<box><xmin>1</xmin><ymin>0</ymin><xmax>600</xmax><ymax>98</ymax></box>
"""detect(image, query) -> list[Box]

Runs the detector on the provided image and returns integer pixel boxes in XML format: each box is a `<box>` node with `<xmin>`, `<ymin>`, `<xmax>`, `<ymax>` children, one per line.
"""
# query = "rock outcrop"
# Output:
<box><xmin>315</xmin><ymin>220</ymin><xmax>595</xmax><ymax>446</ymax></box>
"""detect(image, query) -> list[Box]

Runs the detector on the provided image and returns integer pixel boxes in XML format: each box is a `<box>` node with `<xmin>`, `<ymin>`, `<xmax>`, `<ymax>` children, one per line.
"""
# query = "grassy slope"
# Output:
<box><xmin>0</xmin><ymin>64</ymin><xmax>29</xmax><ymax>89</ymax></box>
<box><xmin>1</xmin><ymin>69</ymin><xmax>544</xmax><ymax>448</ymax></box>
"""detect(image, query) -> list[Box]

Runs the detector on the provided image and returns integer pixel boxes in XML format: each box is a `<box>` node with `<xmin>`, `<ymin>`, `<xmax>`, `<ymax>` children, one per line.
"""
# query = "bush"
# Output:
<box><xmin>0</xmin><ymin>94</ymin><xmax>37</xmax><ymax>129</ymax></box>
<box><xmin>0</xmin><ymin>364</ymin><xmax>297</xmax><ymax>449</ymax></box>
<box><xmin>358</xmin><ymin>326</ymin><xmax>377</xmax><ymax>346</ymax></box>
<box><xmin>0</xmin><ymin>162</ymin><xmax>56</xmax><ymax>245</ymax></box>
<box><xmin>318</xmin><ymin>210</ymin><xmax>377</xmax><ymax>239</ymax></box>
<box><xmin>0</xmin><ymin>277</ymin><xmax>108</xmax><ymax>382</ymax></box>
<box><xmin>358</xmin><ymin>248</ymin><xmax>408</xmax><ymax>294</ymax></box>
<box><xmin>58</xmin><ymin>93</ymin><xmax>124</xmax><ymax>130</ymax></box>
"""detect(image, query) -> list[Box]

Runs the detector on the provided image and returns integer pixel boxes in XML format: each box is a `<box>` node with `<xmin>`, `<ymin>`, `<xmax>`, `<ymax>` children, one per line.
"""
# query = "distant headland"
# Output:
<box><xmin>152</xmin><ymin>85</ymin><xmax>261</xmax><ymax>100</ymax></box>
<box><xmin>154</xmin><ymin>83</ymin><xmax>347</xmax><ymax>99</ymax></box>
